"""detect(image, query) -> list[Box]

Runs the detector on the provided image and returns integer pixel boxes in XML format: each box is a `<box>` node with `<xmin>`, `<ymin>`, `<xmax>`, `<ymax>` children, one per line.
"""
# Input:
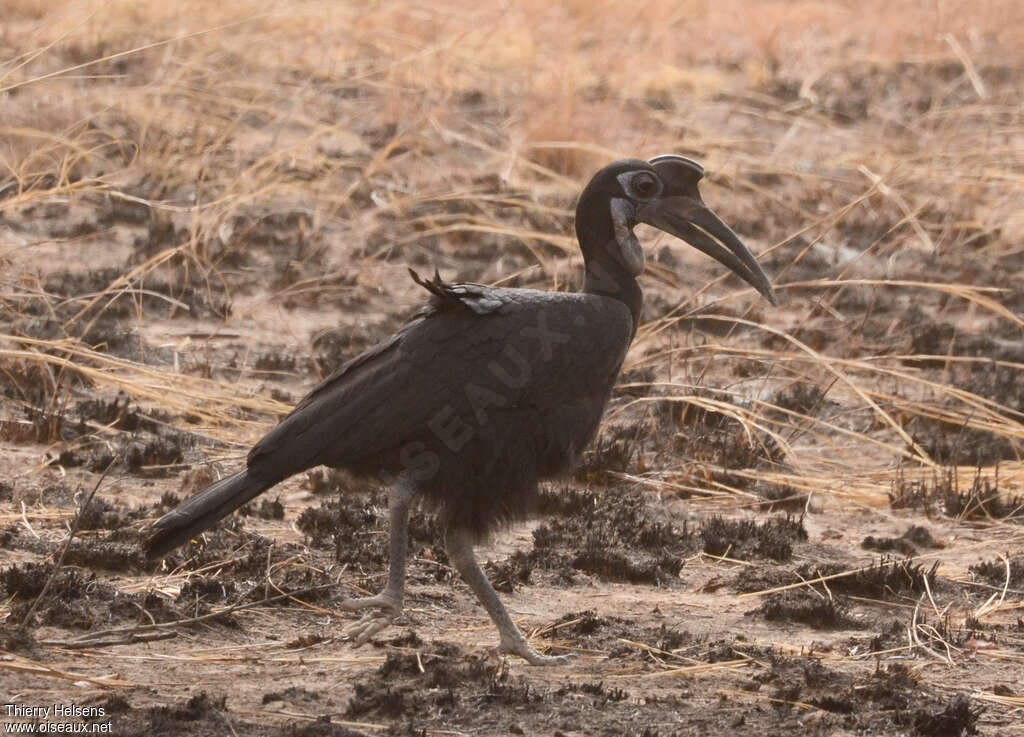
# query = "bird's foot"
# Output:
<box><xmin>339</xmin><ymin>592</ymin><xmax>403</xmax><ymax>647</ymax></box>
<box><xmin>499</xmin><ymin>637</ymin><xmax>576</xmax><ymax>666</ymax></box>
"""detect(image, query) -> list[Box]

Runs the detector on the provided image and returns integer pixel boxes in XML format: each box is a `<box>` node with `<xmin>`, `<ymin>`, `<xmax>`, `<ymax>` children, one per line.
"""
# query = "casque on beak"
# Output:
<box><xmin>638</xmin><ymin>156</ymin><xmax>777</xmax><ymax>305</ymax></box>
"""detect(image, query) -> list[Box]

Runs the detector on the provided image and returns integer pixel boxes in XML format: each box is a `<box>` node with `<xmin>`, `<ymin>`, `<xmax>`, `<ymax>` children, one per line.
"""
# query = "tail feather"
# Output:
<box><xmin>147</xmin><ymin>469</ymin><xmax>272</xmax><ymax>559</ymax></box>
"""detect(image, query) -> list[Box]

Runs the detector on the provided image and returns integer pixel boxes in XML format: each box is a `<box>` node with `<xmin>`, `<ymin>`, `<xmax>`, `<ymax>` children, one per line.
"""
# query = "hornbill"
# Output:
<box><xmin>148</xmin><ymin>155</ymin><xmax>776</xmax><ymax>665</ymax></box>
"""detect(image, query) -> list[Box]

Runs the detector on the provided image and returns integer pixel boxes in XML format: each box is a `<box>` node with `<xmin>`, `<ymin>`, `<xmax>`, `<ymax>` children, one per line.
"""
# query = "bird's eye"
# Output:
<box><xmin>629</xmin><ymin>172</ymin><xmax>660</xmax><ymax>200</ymax></box>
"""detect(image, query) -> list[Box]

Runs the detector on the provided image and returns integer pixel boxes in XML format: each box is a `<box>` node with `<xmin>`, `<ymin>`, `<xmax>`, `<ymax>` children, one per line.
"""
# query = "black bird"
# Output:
<box><xmin>148</xmin><ymin>155</ymin><xmax>775</xmax><ymax>665</ymax></box>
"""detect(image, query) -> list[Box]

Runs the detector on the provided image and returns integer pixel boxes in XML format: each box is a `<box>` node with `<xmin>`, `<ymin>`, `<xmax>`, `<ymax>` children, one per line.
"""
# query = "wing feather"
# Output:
<box><xmin>247</xmin><ymin>280</ymin><xmax>633</xmax><ymax>481</ymax></box>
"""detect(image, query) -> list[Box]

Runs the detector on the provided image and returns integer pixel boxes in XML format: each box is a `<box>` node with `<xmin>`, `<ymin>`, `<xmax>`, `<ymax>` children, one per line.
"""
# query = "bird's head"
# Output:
<box><xmin>575</xmin><ymin>155</ymin><xmax>776</xmax><ymax>305</ymax></box>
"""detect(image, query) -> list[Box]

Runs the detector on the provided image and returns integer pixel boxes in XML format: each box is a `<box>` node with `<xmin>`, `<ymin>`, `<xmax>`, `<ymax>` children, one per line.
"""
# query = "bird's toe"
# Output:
<box><xmin>500</xmin><ymin>640</ymin><xmax>576</xmax><ymax>666</ymax></box>
<box><xmin>339</xmin><ymin>591</ymin><xmax>401</xmax><ymax>613</ymax></box>
<box><xmin>345</xmin><ymin>610</ymin><xmax>403</xmax><ymax>647</ymax></box>
<box><xmin>339</xmin><ymin>592</ymin><xmax>404</xmax><ymax>647</ymax></box>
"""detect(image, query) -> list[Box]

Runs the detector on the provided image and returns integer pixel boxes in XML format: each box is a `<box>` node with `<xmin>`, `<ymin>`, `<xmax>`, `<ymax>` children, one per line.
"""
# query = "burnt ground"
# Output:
<box><xmin>1</xmin><ymin>470</ymin><xmax>1021</xmax><ymax>737</ymax></box>
<box><xmin>2</xmin><ymin>2</ymin><xmax>1024</xmax><ymax>736</ymax></box>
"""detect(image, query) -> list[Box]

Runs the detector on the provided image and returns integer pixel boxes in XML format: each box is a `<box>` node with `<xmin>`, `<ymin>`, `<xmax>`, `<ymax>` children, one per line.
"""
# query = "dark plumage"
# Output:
<box><xmin>148</xmin><ymin>155</ymin><xmax>775</xmax><ymax>665</ymax></box>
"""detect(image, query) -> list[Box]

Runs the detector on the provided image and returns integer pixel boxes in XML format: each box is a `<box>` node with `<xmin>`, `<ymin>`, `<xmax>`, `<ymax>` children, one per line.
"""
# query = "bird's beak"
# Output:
<box><xmin>637</xmin><ymin>196</ymin><xmax>777</xmax><ymax>305</ymax></box>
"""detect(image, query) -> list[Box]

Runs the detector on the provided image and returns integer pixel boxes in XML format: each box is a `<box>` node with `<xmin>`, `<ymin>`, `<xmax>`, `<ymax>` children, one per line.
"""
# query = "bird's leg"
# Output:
<box><xmin>341</xmin><ymin>479</ymin><xmax>412</xmax><ymax>645</ymax></box>
<box><xmin>445</xmin><ymin>527</ymin><xmax>574</xmax><ymax>666</ymax></box>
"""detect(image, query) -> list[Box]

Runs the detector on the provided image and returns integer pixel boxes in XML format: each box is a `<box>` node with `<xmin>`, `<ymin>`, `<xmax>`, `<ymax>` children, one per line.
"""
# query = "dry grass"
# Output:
<box><xmin>3</xmin><ymin>0</ymin><xmax>1021</xmax><ymax>472</ymax></box>
<box><xmin>2</xmin><ymin>1</ymin><xmax>1023</xmax><ymax>733</ymax></box>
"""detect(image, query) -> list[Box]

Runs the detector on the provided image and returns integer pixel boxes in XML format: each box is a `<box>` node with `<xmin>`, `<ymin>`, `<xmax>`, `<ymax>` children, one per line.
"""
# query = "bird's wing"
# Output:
<box><xmin>246</xmin><ymin>273</ymin><xmax>633</xmax><ymax>478</ymax></box>
<box><xmin>408</xmin><ymin>268</ymin><xmax>509</xmax><ymax>315</ymax></box>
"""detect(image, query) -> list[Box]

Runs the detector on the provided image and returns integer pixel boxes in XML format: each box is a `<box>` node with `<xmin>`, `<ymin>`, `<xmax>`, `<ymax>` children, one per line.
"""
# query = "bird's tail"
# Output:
<box><xmin>146</xmin><ymin>468</ymin><xmax>273</xmax><ymax>559</ymax></box>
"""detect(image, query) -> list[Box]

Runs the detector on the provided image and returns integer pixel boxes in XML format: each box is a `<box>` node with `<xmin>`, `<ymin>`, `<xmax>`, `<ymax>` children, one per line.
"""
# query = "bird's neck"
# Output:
<box><xmin>582</xmin><ymin>249</ymin><xmax>643</xmax><ymax>329</ymax></box>
<box><xmin>574</xmin><ymin>197</ymin><xmax>643</xmax><ymax>330</ymax></box>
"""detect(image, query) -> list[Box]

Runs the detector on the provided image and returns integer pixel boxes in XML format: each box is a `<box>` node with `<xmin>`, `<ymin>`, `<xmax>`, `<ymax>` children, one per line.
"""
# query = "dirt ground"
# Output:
<box><xmin>2</xmin><ymin>2</ymin><xmax>1023</xmax><ymax>735</ymax></box>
